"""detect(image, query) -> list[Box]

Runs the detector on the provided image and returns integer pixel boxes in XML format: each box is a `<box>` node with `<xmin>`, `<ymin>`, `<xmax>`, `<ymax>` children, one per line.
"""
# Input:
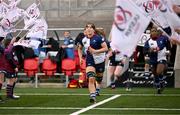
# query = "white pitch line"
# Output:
<box><xmin>120</xmin><ymin>94</ymin><xmax>180</xmax><ymax>97</ymax></box>
<box><xmin>0</xmin><ymin>107</ymin><xmax>81</xmax><ymax>110</ymax></box>
<box><xmin>15</xmin><ymin>93</ymin><xmax>89</xmax><ymax>96</ymax></box>
<box><xmin>9</xmin><ymin>93</ymin><xmax>180</xmax><ymax>97</ymax></box>
<box><xmin>70</xmin><ymin>95</ymin><xmax>121</xmax><ymax>115</ymax></box>
<box><xmin>0</xmin><ymin>107</ymin><xmax>179</xmax><ymax>111</ymax></box>
<box><xmin>95</xmin><ymin>108</ymin><xmax>180</xmax><ymax>111</ymax></box>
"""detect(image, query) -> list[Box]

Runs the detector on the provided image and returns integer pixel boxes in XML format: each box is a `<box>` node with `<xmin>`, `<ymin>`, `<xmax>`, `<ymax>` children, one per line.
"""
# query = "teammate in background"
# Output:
<box><xmin>75</xmin><ymin>32</ymin><xmax>85</xmax><ymax>51</ymax></box>
<box><xmin>143</xmin><ymin>30</ymin><xmax>151</xmax><ymax>79</ymax></box>
<box><xmin>94</xmin><ymin>28</ymin><xmax>109</xmax><ymax>96</ymax></box>
<box><xmin>107</xmin><ymin>48</ymin><xmax>126</xmax><ymax>89</ymax></box>
<box><xmin>141</xmin><ymin>22</ymin><xmax>153</xmax><ymax>80</ymax></box>
<box><xmin>77</xmin><ymin>29</ymin><xmax>87</xmax><ymax>65</ymax></box>
<box><xmin>106</xmin><ymin>32</ymin><xmax>129</xmax><ymax>90</ymax></box>
<box><xmin>78</xmin><ymin>23</ymin><xmax>108</xmax><ymax>103</ymax></box>
<box><xmin>144</xmin><ymin>27</ymin><xmax>170</xmax><ymax>94</ymax></box>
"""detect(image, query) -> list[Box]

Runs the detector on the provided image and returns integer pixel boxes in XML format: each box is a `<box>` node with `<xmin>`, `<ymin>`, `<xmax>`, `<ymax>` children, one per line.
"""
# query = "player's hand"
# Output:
<box><xmin>79</xmin><ymin>58</ymin><xmax>83</xmax><ymax>65</ymax></box>
<box><xmin>61</xmin><ymin>45</ymin><xmax>67</xmax><ymax>48</ymax></box>
<box><xmin>15</xmin><ymin>68</ymin><xmax>18</xmax><ymax>72</ymax></box>
<box><xmin>88</xmin><ymin>46</ymin><xmax>97</xmax><ymax>54</ymax></box>
<box><xmin>106</xmin><ymin>50</ymin><xmax>113</xmax><ymax>59</ymax></box>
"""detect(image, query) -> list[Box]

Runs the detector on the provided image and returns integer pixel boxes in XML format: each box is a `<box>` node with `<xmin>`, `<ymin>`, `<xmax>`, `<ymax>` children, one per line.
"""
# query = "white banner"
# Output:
<box><xmin>0</xmin><ymin>2</ymin><xmax>9</xmax><ymax>19</ymax></box>
<box><xmin>8</xmin><ymin>0</ymin><xmax>21</xmax><ymax>9</ymax></box>
<box><xmin>137</xmin><ymin>33</ymin><xmax>150</xmax><ymax>46</ymax></box>
<box><xmin>25</xmin><ymin>3</ymin><xmax>40</xmax><ymax>19</ymax></box>
<box><xmin>23</xmin><ymin>3</ymin><xmax>40</xmax><ymax>29</ymax></box>
<box><xmin>0</xmin><ymin>7</ymin><xmax>24</xmax><ymax>26</ymax></box>
<box><xmin>111</xmin><ymin>0</ymin><xmax>150</xmax><ymax>57</ymax></box>
<box><xmin>13</xmin><ymin>39</ymin><xmax>41</xmax><ymax>49</ymax></box>
<box><xmin>26</xmin><ymin>17</ymin><xmax>48</xmax><ymax>39</ymax></box>
<box><xmin>135</xmin><ymin>0</ymin><xmax>169</xmax><ymax>28</ymax></box>
<box><xmin>160</xmin><ymin>0</ymin><xmax>180</xmax><ymax>29</ymax></box>
<box><xmin>13</xmin><ymin>39</ymin><xmax>32</xmax><ymax>48</ymax></box>
<box><xmin>0</xmin><ymin>26</ymin><xmax>8</xmax><ymax>37</ymax></box>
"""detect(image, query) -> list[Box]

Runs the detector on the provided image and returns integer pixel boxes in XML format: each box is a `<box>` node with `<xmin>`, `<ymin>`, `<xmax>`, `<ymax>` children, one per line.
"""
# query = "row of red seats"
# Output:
<box><xmin>23</xmin><ymin>50</ymin><xmax>87</xmax><ymax>87</ymax></box>
<box><xmin>24</xmin><ymin>58</ymin><xmax>86</xmax><ymax>77</ymax></box>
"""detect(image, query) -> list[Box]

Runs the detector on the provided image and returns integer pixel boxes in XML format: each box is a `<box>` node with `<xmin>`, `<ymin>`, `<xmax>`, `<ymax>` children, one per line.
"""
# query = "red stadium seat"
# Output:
<box><xmin>61</xmin><ymin>58</ymin><xmax>76</xmax><ymax>76</ymax></box>
<box><xmin>42</xmin><ymin>58</ymin><xmax>57</xmax><ymax>76</ymax></box>
<box><xmin>74</xmin><ymin>50</ymin><xmax>79</xmax><ymax>57</ymax></box>
<box><xmin>24</xmin><ymin>58</ymin><xmax>39</xmax><ymax>77</ymax></box>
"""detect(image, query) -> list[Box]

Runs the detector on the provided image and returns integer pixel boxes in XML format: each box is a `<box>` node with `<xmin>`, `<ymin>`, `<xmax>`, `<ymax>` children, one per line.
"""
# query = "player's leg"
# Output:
<box><xmin>95</xmin><ymin>73</ymin><xmax>103</xmax><ymax>96</ymax></box>
<box><xmin>108</xmin><ymin>65</ymin><xmax>116</xmax><ymax>89</ymax></box>
<box><xmin>95</xmin><ymin>62</ymin><xmax>105</xmax><ymax>96</ymax></box>
<box><xmin>144</xmin><ymin>56</ymin><xmax>150</xmax><ymax>79</ymax></box>
<box><xmin>6</xmin><ymin>73</ymin><xmax>19</xmax><ymax>99</ymax></box>
<box><xmin>86</xmin><ymin>66</ymin><xmax>96</xmax><ymax>103</ymax></box>
<box><xmin>113</xmin><ymin>62</ymin><xmax>124</xmax><ymax>89</ymax></box>
<box><xmin>0</xmin><ymin>72</ymin><xmax>5</xmax><ymax>103</ymax></box>
<box><xmin>151</xmin><ymin>65</ymin><xmax>161</xmax><ymax>93</ymax></box>
<box><xmin>12</xmin><ymin>77</ymin><xmax>20</xmax><ymax>99</ymax></box>
<box><xmin>156</xmin><ymin>61</ymin><xmax>167</xmax><ymax>94</ymax></box>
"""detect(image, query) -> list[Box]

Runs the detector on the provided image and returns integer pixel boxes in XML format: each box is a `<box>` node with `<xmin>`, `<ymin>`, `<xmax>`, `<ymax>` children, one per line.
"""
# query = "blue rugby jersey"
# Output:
<box><xmin>144</xmin><ymin>35</ymin><xmax>169</xmax><ymax>65</ymax></box>
<box><xmin>80</xmin><ymin>34</ymin><xmax>105</xmax><ymax>66</ymax></box>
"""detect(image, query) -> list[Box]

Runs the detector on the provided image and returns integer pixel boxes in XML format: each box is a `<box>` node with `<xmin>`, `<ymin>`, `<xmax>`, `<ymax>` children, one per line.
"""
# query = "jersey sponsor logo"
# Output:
<box><xmin>93</xmin><ymin>40</ymin><xmax>96</xmax><ymax>43</ymax></box>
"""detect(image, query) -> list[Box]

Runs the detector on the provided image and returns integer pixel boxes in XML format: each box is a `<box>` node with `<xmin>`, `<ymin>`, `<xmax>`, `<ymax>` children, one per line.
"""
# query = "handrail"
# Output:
<box><xmin>18</xmin><ymin>72</ymin><xmax>82</xmax><ymax>88</ymax></box>
<box><xmin>15</xmin><ymin>28</ymin><xmax>84</xmax><ymax>31</ymax></box>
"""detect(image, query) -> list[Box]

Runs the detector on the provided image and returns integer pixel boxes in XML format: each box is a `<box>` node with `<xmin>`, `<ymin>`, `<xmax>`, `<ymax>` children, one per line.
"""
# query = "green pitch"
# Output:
<box><xmin>0</xmin><ymin>88</ymin><xmax>180</xmax><ymax>115</ymax></box>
